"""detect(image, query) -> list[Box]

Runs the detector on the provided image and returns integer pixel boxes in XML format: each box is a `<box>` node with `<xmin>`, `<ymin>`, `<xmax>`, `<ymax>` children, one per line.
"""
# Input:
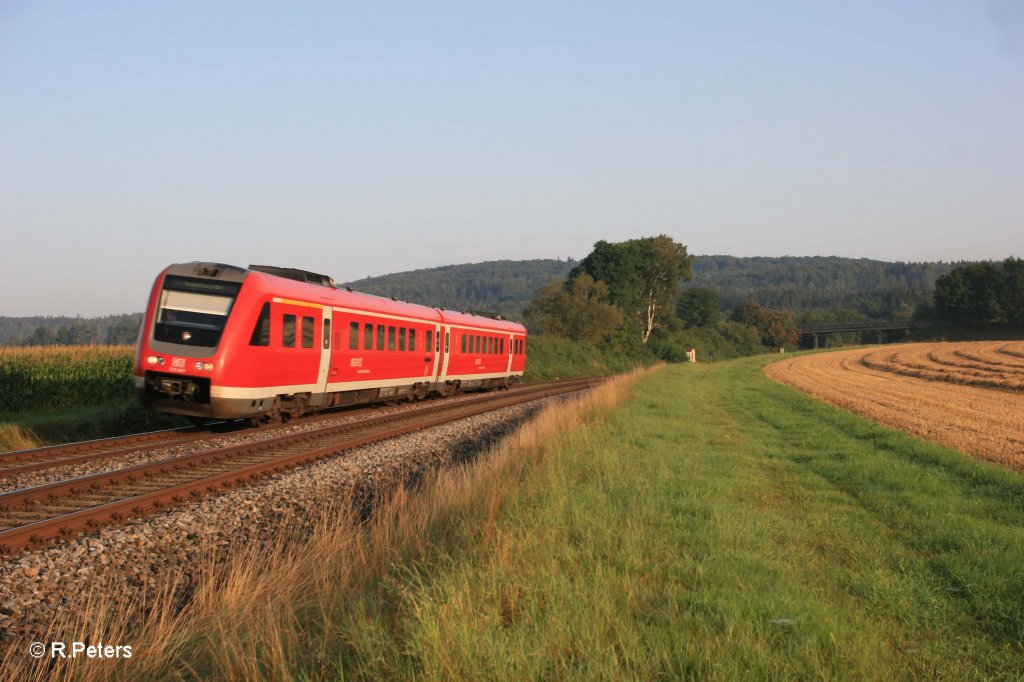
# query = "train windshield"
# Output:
<box><xmin>154</xmin><ymin>275</ymin><xmax>241</xmax><ymax>348</ymax></box>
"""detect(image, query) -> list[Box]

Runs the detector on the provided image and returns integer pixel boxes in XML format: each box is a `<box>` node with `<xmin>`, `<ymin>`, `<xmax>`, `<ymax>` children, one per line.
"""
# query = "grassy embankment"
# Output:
<box><xmin>322</xmin><ymin>357</ymin><xmax>1024</xmax><ymax>679</ymax></box>
<box><xmin>22</xmin><ymin>354</ymin><xmax>1024</xmax><ymax>680</ymax></box>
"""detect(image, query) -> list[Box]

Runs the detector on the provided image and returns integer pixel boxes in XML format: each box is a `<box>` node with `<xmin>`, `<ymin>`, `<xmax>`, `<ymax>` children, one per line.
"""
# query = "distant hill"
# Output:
<box><xmin>1</xmin><ymin>256</ymin><xmax>963</xmax><ymax>345</ymax></box>
<box><xmin>346</xmin><ymin>256</ymin><xmax>959</xmax><ymax>321</ymax></box>
<box><xmin>688</xmin><ymin>256</ymin><xmax>959</xmax><ymax>318</ymax></box>
<box><xmin>0</xmin><ymin>314</ymin><xmax>142</xmax><ymax>347</ymax></box>
<box><xmin>342</xmin><ymin>259</ymin><xmax>576</xmax><ymax>321</ymax></box>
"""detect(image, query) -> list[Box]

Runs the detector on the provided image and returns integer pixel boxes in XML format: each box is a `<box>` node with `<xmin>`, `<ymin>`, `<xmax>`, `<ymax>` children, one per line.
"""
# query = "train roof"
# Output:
<box><xmin>438</xmin><ymin>308</ymin><xmax>526</xmax><ymax>332</ymax></box>
<box><xmin>168</xmin><ymin>262</ymin><xmax>526</xmax><ymax>333</ymax></box>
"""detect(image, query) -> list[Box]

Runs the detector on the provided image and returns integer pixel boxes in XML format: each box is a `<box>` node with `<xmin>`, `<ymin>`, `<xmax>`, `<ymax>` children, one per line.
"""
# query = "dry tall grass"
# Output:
<box><xmin>0</xmin><ymin>424</ymin><xmax>42</xmax><ymax>452</ymax></box>
<box><xmin>1</xmin><ymin>369</ymin><xmax>646</xmax><ymax>681</ymax></box>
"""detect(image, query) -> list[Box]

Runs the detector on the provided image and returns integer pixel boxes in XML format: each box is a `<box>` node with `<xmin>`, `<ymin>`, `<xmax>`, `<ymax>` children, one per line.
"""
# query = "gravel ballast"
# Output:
<box><xmin>0</xmin><ymin>399</ymin><xmax>551</xmax><ymax>643</ymax></box>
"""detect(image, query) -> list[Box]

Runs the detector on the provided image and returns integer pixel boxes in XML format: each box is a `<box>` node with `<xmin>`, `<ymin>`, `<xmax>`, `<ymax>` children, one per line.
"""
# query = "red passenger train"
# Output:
<box><xmin>134</xmin><ymin>262</ymin><xmax>527</xmax><ymax>425</ymax></box>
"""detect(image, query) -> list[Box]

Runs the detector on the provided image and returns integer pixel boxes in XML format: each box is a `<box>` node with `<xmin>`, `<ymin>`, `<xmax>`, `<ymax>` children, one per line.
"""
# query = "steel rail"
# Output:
<box><xmin>0</xmin><ymin>427</ymin><xmax>204</xmax><ymax>469</ymax></box>
<box><xmin>0</xmin><ymin>378</ymin><xmax>599</xmax><ymax>552</ymax></box>
<box><xmin>0</xmin><ymin>379</ymin><xmax>577</xmax><ymax>479</ymax></box>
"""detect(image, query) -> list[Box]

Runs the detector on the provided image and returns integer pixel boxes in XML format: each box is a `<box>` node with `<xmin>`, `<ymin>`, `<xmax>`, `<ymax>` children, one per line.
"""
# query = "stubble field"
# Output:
<box><xmin>766</xmin><ymin>341</ymin><xmax>1024</xmax><ymax>471</ymax></box>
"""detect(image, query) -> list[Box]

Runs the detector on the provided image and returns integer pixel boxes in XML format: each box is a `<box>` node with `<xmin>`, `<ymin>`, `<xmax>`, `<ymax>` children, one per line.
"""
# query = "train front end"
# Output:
<box><xmin>134</xmin><ymin>262</ymin><xmax>252</xmax><ymax>421</ymax></box>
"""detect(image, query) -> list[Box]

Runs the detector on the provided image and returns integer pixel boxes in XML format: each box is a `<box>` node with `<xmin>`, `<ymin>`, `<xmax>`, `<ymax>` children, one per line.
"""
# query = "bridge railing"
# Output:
<box><xmin>798</xmin><ymin>319</ymin><xmax>925</xmax><ymax>335</ymax></box>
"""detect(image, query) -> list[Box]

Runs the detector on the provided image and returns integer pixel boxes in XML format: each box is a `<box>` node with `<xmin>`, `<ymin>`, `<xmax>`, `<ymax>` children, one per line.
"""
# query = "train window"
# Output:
<box><xmin>388</xmin><ymin>326</ymin><xmax>396</xmax><ymax>351</ymax></box>
<box><xmin>282</xmin><ymin>314</ymin><xmax>296</xmax><ymax>348</ymax></box>
<box><xmin>249</xmin><ymin>302</ymin><xmax>271</xmax><ymax>346</ymax></box>
<box><xmin>445</xmin><ymin>332</ymin><xmax>449</xmax><ymax>353</ymax></box>
<box><xmin>500</xmin><ymin>338</ymin><xmax>505</xmax><ymax>355</ymax></box>
<box><xmin>399</xmin><ymin>328</ymin><xmax>406</xmax><ymax>351</ymax></box>
<box><xmin>426</xmin><ymin>330</ymin><xmax>433</xmax><ymax>352</ymax></box>
<box><xmin>364</xmin><ymin>323</ymin><xmax>373</xmax><ymax>350</ymax></box>
<box><xmin>476</xmin><ymin>335</ymin><xmax>482</xmax><ymax>354</ymax></box>
<box><xmin>410</xmin><ymin>329</ymin><xmax>416</xmax><ymax>352</ymax></box>
<box><xmin>377</xmin><ymin>325</ymin><xmax>385</xmax><ymax>350</ymax></box>
<box><xmin>301</xmin><ymin>317</ymin><xmax>315</xmax><ymax>348</ymax></box>
<box><xmin>461</xmin><ymin>334</ymin><xmax>467</xmax><ymax>353</ymax></box>
<box><xmin>349</xmin><ymin>322</ymin><xmax>359</xmax><ymax>350</ymax></box>
<box><xmin>489</xmin><ymin>337</ymin><xmax>495</xmax><ymax>354</ymax></box>
<box><xmin>324</xmin><ymin>319</ymin><xmax>331</xmax><ymax>349</ymax></box>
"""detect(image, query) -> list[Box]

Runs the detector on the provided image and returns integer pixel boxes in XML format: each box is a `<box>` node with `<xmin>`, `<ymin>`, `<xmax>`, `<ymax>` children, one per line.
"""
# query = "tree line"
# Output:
<box><xmin>1</xmin><ymin>314</ymin><xmax>142</xmax><ymax>347</ymax></box>
<box><xmin>524</xmin><ymin>236</ymin><xmax>801</xmax><ymax>363</ymax></box>
<box><xmin>932</xmin><ymin>258</ymin><xmax>1024</xmax><ymax>326</ymax></box>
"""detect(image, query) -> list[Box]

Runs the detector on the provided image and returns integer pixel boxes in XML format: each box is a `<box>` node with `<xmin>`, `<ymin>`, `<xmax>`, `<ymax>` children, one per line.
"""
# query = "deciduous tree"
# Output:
<box><xmin>729</xmin><ymin>301</ymin><xmax>799</xmax><ymax>348</ymax></box>
<box><xmin>677</xmin><ymin>287</ymin><xmax>721</xmax><ymax>328</ymax></box>
<box><xmin>571</xmin><ymin>235</ymin><xmax>693</xmax><ymax>343</ymax></box>
<box><xmin>523</xmin><ymin>275</ymin><xmax>623</xmax><ymax>342</ymax></box>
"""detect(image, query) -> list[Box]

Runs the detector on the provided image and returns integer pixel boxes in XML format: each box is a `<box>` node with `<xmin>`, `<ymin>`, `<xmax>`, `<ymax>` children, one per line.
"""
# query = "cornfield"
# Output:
<box><xmin>0</xmin><ymin>345</ymin><xmax>135</xmax><ymax>412</ymax></box>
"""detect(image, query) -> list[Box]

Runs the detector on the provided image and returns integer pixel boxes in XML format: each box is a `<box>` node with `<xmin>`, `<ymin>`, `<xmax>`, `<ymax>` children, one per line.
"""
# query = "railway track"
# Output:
<box><xmin>0</xmin><ymin>378</ymin><xmax>599</xmax><ymax>553</ymax></box>
<box><xmin>0</xmin><ymin>425</ymin><xmax>229</xmax><ymax>480</ymax></box>
<box><xmin>0</xmin><ymin>379</ymin><xmax>578</xmax><ymax>481</ymax></box>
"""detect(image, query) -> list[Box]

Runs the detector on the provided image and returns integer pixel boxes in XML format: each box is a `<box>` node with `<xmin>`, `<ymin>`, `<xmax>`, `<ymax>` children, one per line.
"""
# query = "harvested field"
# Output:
<box><xmin>765</xmin><ymin>341</ymin><xmax>1024</xmax><ymax>470</ymax></box>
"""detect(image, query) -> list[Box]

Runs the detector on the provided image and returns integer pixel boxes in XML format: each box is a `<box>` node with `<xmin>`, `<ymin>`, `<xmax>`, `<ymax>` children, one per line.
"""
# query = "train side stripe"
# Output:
<box><xmin>207</xmin><ymin>373</ymin><xmax>523</xmax><ymax>401</ymax></box>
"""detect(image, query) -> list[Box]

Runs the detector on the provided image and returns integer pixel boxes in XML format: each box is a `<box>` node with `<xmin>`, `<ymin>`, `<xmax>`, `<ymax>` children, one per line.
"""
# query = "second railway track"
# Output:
<box><xmin>0</xmin><ymin>378</ymin><xmax>599</xmax><ymax>553</ymax></box>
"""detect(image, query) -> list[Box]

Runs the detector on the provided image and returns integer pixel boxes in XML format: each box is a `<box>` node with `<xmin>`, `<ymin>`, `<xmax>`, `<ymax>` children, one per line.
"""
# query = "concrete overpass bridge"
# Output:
<box><xmin>799</xmin><ymin>319</ymin><xmax>926</xmax><ymax>349</ymax></box>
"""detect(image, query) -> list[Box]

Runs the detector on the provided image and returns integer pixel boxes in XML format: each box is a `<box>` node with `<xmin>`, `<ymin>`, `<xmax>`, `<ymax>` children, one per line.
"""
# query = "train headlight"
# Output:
<box><xmin>147</xmin><ymin>355</ymin><xmax>159</xmax><ymax>365</ymax></box>
<box><xmin>195</xmin><ymin>361</ymin><xmax>203</xmax><ymax>370</ymax></box>
<box><xmin>203</xmin><ymin>362</ymin><xmax>214</xmax><ymax>371</ymax></box>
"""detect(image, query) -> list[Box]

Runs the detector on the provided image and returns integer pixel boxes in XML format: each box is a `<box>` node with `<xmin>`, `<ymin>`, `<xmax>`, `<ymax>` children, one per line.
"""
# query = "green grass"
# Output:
<box><xmin>331</xmin><ymin>358</ymin><xmax>1024</xmax><ymax>679</ymax></box>
<box><xmin>23</xmin><ymin>356</ymin><xmax>1024</xmax><ymax>681</ymax></box>
<box><xmin>0</xmin><ymin>400</ymin><xmax>185</xmax><ymax>451</ymax></box>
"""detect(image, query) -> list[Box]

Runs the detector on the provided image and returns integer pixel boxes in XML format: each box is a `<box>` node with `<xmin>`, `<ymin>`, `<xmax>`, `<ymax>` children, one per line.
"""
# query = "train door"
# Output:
<box><xmin>505</xmin><ymin>332</ymin><xmax>514</xmax><ymax>374</ymax></box>
<box><xmin>438</xmin><ymin>325</ymin><xmax>451</xmax><ymax>382</ymax></box>
<box><xmin>430</xmin><ymin>323</ymin><xmax>442</xmax><ymax>381</ymax></box>
<box><xmin>312</xmin><ymin>307</ymin><xmax>332</xmax><ymax>406</ymax></box>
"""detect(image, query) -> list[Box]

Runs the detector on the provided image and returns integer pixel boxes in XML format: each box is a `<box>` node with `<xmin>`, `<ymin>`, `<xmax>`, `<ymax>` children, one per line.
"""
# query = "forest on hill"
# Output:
<box><xmin>688</xmin><ymin>256</ymin><xmax>956</xmax><ymax>318</ymax></box>
<box><xmin>0</xmin><ymin>255</ymin><xmax>961</xmax><ymax>346</ymax></box>
<box><xmin>341</xmin><ymin>259</ymin><xmax>577</xmax><ymax>320</ymax></box>
<box><xmin>346</xmin><ymin>255</ymin><xmax>958</xmax><ymax>321</ymax></box>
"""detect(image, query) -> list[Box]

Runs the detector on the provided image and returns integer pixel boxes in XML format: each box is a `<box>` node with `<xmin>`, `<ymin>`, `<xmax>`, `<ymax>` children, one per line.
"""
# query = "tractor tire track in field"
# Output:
<box><xmin>765</xmin><ymin>342</ymin><xmax>1024</xmax><ymax>471</ymax></box>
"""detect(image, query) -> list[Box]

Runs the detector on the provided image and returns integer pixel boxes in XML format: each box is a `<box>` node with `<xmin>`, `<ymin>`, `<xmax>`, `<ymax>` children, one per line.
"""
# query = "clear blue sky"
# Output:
<box><xmin>2</xmin><ymin>1</ymin><xmax>1022</xmax><ymax>316</ymax></box>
